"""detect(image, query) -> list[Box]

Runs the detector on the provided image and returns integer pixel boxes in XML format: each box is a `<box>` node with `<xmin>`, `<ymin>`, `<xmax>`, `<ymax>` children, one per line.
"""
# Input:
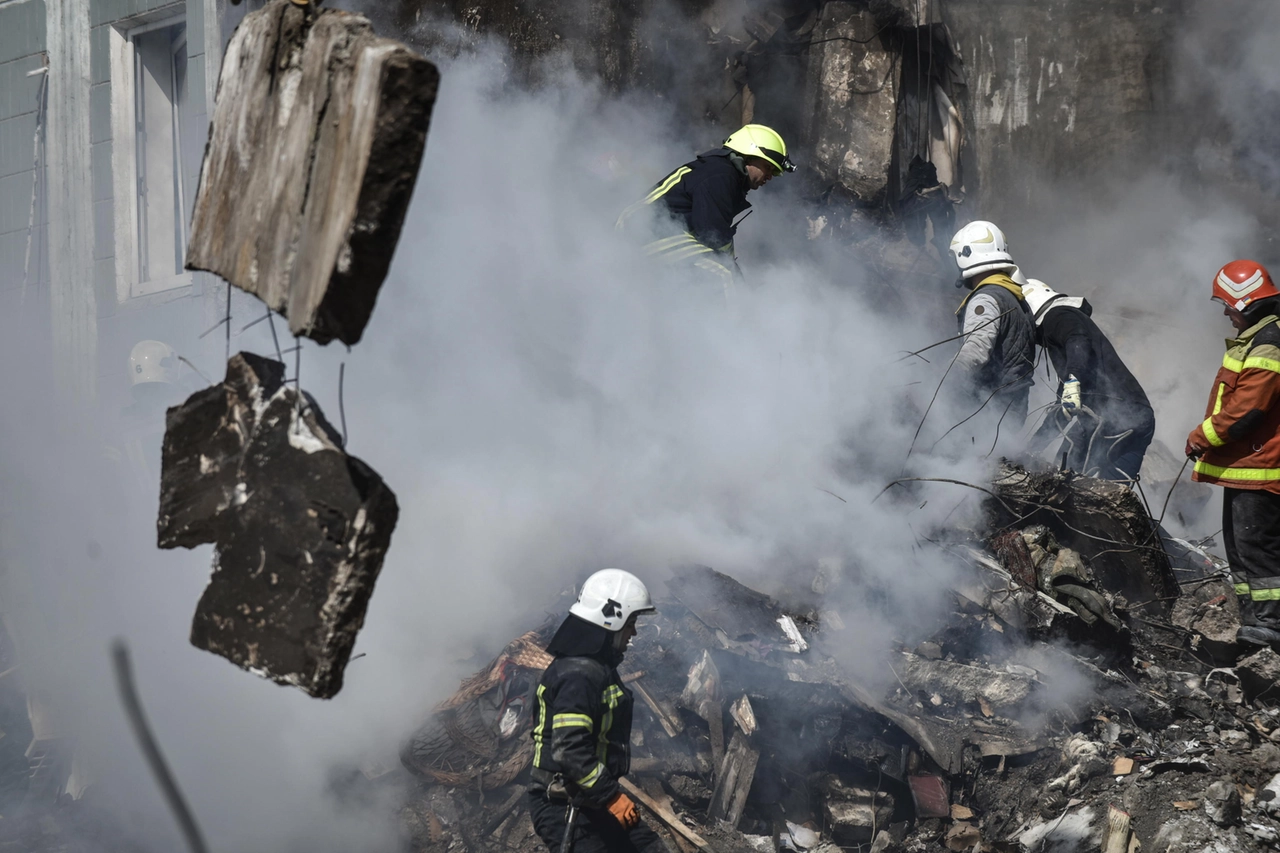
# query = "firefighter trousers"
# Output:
<box><xmin>1223</xmin><ymin>487</ymin><xmax>1280</xmax><ymax>629</ymax></box>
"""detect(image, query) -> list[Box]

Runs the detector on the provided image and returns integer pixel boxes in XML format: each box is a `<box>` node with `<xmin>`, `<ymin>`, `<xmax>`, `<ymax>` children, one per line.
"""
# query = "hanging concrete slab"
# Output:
<box><xmin>186</xmin><ymin>0</ymin><xmax>438</xmax><ymax>345</ymax></box>
<box><xmin>158</xmin><ymin>352</ymin><xmax>399</xmax><ymax>698</ymax></box>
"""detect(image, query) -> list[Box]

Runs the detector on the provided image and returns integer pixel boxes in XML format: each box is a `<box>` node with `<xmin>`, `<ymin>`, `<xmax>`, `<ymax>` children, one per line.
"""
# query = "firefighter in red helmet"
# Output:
<box><xmin>1186</xmin><ymin>260</ymin><xmax>1280</xmax><ymax>648</ymax></box>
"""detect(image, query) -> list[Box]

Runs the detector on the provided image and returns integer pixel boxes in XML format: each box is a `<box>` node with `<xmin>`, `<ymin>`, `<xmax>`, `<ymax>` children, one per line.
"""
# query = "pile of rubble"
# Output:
<box><xmin>387</xmin><ymin>462</ymin><xmax>1280</xmax><ymax>853</ymax></box>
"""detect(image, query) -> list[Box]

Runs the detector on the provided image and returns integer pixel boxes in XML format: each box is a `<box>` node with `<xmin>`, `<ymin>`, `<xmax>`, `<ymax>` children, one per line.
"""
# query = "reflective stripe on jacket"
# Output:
<box><xmin>529</xmin><ymin>655</ymin><xmax>633</xmax><ymax>807</ymax></box>
<box><xmin>1191</xmin><ymin>314</ymin><xmax>1280</xmax><ymax>492</ymax></box>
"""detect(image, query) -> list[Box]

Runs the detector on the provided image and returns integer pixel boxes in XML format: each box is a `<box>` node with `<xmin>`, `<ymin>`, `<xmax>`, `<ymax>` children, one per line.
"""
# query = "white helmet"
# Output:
<box><xmin>569</xmin><ymin>569</ymin><xmax>655</xmax><ymax>632</ymax></box>
<box><xmin>129</xmin><ymin>340</ymin><xmax>179</xmax><ymax>385</ymax></box>
<box><xmin>950</xmin><ymin>220</ymin><xmax>1015</xmax><ymax>279</ymax></box>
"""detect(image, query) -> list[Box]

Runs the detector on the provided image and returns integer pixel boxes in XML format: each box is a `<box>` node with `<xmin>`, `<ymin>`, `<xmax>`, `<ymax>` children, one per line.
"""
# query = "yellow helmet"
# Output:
<box><xmin>723</xmin><ymin>124</ymin><xmax>795</xmax><ymax>175</ymax></box>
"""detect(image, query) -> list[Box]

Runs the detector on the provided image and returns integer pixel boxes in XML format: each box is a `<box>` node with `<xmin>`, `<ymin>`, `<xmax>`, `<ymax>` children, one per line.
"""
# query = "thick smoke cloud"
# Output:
<box><xmin>3</xmin><ymin>1</ymin><xmax>1273</xmax><ymax>849</ymax></box>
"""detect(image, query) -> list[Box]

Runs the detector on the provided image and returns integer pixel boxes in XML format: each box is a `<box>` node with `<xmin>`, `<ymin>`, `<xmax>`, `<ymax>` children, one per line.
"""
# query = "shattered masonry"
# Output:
<box><xmin>380</xmin><ymin>474</ymin><xmax>1280</xmax><ymax>853</ymax></box>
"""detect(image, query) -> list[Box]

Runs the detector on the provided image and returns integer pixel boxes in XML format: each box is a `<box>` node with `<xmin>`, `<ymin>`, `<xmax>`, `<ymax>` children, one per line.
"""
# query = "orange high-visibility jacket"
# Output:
<box><xmin>1190</xmin><ymin>314</ymin><xmax>1280</xmax><ymax>492</ymax></box>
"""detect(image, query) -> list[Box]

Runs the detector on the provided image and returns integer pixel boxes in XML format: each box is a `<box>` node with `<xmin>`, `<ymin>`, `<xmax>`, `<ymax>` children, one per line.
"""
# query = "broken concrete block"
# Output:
<box><xmin>159</xmin><ymin>352</ymin><xmax>399</xmax><ymax>698</ymax></box>
<box><xmin>187</xmin><ymin>0</ymin><xmax>438</xmax><ymax>345</ymax></box>
<box><xmin>896</xmin><ymin>652</ymin><xmax>1035</xmax><ymax>711</ymax></box>
<box><xmin>1203</xmin><ymin>779</ymin><xmax>1242</xmax><ymax>827</ymax></box>
<box><xmin>1237</xmin><ymin>647</ymin><xmax>1280</xmax><ymax>701</ymax></box>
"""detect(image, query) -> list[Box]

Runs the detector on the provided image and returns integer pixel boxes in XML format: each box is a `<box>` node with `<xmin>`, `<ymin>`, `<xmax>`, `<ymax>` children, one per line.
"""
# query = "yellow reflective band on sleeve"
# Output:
<box><xmin>1194</xmin><ymin>460</ymin><xmax>1280</xmax><ymax>481</ymax></box>
<box><xmin>1251</xmin><ymin>587</ymin><xmax>1280</xmax><ymax>601</ymax></box>
<box><xmin>576</xmin><ymin>761</ymin><xmax>605</xmax><ymax>789</ymax></box>
<box><xmin>1202</xmin><ymin>417</ymin><xmax>1225</xmax><ymax>447</ymax></box>
<box><xmin>1224</xmin><ymin>354</ymin><xmax>1244</xmax><ymax>373</ymax></box>
<box><xmin>643</xmin><ymin>167</ymin><xmax>692</xmax><ymax>204</ymax></box>
<box><xmin>552</xmin><ymin>713</ymin><xmax>593</xmax><ymax>731</ymax></box>
<box><xmin>596</xmin><ymin>684</ymin><xmax>625</xmax><ymax>763</ymax></box>
<box><xmin>1237</xmin><ymin>583</ymin><xmax>1253</xmax><ymax>596</ymax></box>
<box><xmin>1244</xmin><ymin>355</ymin><xmax>1280</xmax><ymax>374</ymax></box>
<box><xmin>532</xmin><ymin>684</ymin><xmax>548</xmax><ymax>767</ymax></box>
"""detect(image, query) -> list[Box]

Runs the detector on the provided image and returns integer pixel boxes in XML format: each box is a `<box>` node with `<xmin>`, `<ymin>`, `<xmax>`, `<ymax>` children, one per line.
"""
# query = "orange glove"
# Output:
<box><xmin>605</xmin><ymin>792</ymin><xmax>639</xmax><ymax>829</ymax></box>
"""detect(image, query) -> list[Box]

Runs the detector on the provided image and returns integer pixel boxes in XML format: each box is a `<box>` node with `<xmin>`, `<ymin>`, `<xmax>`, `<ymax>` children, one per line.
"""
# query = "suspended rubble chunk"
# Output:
<box><xmin>157</xmin><ymin>352</ymin><xmax>399</xmax><ymax>698</ymax></box>
<box><xmin>186</xmin><ymin>0</ymin><xmax>439</xmax><ymax>345</ymax></box>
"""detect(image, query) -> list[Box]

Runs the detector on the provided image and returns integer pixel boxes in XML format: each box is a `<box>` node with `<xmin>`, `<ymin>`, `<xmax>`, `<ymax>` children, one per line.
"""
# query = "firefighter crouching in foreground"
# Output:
<box><xmin>1185</xmin><ymin>260</ymin><xmax>1280</xmax><ymax>650</ymax></box>
<box><xmin>527</xmin><ymin>569</ymin><xmax>670</xmax><ymax>853</ymax></box>
<box><xmin>616</xmin><ymin>124</ymin><xmax>795</xmax><ymax>300</ymax></box>
<box><xmin>1022</xmin><ymin>280</ymin><xmax>1156</xmax><ymax>481</ymax></box>
<box><xmin>948</xmin><ymin>220</ymin><xmax>1037</xmax><ymax>430</ymax></box>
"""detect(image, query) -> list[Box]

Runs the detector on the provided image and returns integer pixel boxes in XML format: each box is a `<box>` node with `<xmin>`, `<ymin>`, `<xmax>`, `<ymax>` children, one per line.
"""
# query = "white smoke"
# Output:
<box><xmin>4</xmin><ymin>1</ymin><xmax>1273</xmax><ymax>849</ymax></box>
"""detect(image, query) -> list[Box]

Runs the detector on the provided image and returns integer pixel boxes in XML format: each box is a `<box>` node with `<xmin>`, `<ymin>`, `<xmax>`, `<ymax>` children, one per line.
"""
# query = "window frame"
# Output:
<box><xmin>108</xmin><ymin>6</ymin><xmax>195</xmax><ymax>304</ymax></box>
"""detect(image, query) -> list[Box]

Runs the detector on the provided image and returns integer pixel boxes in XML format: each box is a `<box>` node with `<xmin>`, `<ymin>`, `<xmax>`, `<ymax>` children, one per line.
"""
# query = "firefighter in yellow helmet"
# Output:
<box><xmin>617</xmin><ymin>124</ymin><xmax>794</xmax><ymax>294</ymax></box>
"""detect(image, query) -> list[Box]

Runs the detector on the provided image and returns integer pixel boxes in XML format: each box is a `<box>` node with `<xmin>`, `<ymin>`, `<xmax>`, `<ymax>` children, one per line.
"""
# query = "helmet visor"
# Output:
<box><xmin>758</xmin><ymin>147</ymin><xmax>795</xmax><ymax>175</ymax></box>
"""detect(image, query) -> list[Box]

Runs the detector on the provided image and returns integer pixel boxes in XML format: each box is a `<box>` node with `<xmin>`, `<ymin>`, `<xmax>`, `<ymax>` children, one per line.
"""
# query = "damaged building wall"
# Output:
<box><xmin>396</xmin><ymin>0</ymin><xmax>1186</xmax><ymax>246</ymax></box>
<box><xmin>941</xmin><ymin>0</ymin><xmax>1179</xmax><ymax>226</ymax></box>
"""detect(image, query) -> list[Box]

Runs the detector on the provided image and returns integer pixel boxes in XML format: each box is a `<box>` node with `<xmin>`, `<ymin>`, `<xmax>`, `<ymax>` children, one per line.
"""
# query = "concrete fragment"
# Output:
<box><xmin>1238</xmin><ymin>647</ymin><xmax>1280</xmax><ymax>700</ymax></box>
<box><xmin>159</xmin><ymin>352</ymin><xmax>399</xmax><ymax>698</ymax></box>
<box><xmin>1171</xmin><ymin>579</ymin><xmax>1241</xmax><ymax>662</ymax></box>
<box><xmin>916</xmin><ymin>641</ymin><xmax>943</xmax><ymax>660</ymax></box>
<box><xmin>1258</xmin><ymin>773</ymin><xmax>1280</xmax><ymax>817</ymax></box>
<box><xmin>896</xmin><ymin>652</ymin><xmax>1035</xmax><ymax>710</ymax></box>
<box><xmin>945</xmin><ymin>822</ymin><xmax>980</xmax><ymax>852</ymax></box>
<box><xmin>1203</xmin><ymin>779</ymin><xmax>1242</xmax><ymax>827</ymax></box>
<box><xmin>1252</xmin><ymin>743</ymin><xmax>1280</xmax><ymax>774</ymax></box>
<box><xmin>187</xmin><ymin>0</ymin><xmax>438</xmax><ymax>345</ymax></box>
<box><xmin>666</xmin><ymin>774</ymin><xmax>711</xmax><ymax>810</ymax></box>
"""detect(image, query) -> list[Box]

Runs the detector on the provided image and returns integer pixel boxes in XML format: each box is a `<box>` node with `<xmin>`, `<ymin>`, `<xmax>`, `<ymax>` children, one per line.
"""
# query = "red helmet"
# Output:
<box><xmin>1213</xmin><ymin>260</ymin><xmax>1280</xmax><ymax>311</ymax></box>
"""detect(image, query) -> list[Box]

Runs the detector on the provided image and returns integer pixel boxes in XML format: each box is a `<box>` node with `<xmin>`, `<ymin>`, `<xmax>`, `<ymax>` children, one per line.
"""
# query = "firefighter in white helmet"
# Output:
<box><xmin>1022</xmin><ymin>280</ymin><xmax>1155</xmax><ymax>480</ymax></box>
<box><xmin>949</xmin><ymin>221</ymin><xmax>1036</xmax><ymax>428</ymax></box>
<box><xmin>527</xmin><ymin>569</ymin><xmax>668</xmax><ymax>852</ymax></box>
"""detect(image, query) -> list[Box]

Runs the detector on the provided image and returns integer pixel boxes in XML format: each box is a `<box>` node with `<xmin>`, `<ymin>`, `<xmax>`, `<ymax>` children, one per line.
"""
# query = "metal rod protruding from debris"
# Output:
<box><xmin>111</xmin><ymin>640</ymin><xmax>210</xmax><ymax>853</ymax></box>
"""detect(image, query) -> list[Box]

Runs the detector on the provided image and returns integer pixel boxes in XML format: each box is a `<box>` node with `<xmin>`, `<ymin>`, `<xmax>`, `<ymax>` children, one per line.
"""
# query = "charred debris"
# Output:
<box><xmin>372</xmin><ymin>463</ymin><xmax>1280</xmax><ymax>853</ymax></box>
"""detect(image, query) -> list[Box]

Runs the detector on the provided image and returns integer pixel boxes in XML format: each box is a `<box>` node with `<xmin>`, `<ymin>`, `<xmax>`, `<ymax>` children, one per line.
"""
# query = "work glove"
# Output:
<box><xmin>605</xmin><ymin>792</ymin><xmax>639</xmax><ymax>829</ymax></box>
<box><xmin>1185</xmin><ymin>431</ymin><xmax>1209</xmax><ymax>460</ymax></box>
<box><xmin>1060</xmin><ymin>376</ymin><xmax>1082</xmax><ymax>415</ymax></box>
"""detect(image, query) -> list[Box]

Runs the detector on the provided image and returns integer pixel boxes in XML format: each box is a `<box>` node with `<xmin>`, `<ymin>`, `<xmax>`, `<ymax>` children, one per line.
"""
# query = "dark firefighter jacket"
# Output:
<box><xmin>617</xmin><ymin>148</ymin><xmax>750</xmax><ymax>263</ymax></box>
<box><xmin>529</xmin><ymin>619</ymin><xmax>633</xmax><ymax>808</ymax></box>
<box><xmin>1190</xmin><ymin>314</ymin><xmax>1280</xmax><ymax>492</ymax></box>
<box><xmin>1036</xmin><ymin>298</ymin><xmax>1153</xmax><ymax>428</ymax></box>
<box><xmin>954</xmin><ymin>273</ymin><xmax>1035</xmax><ymax>397</ymax></box>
